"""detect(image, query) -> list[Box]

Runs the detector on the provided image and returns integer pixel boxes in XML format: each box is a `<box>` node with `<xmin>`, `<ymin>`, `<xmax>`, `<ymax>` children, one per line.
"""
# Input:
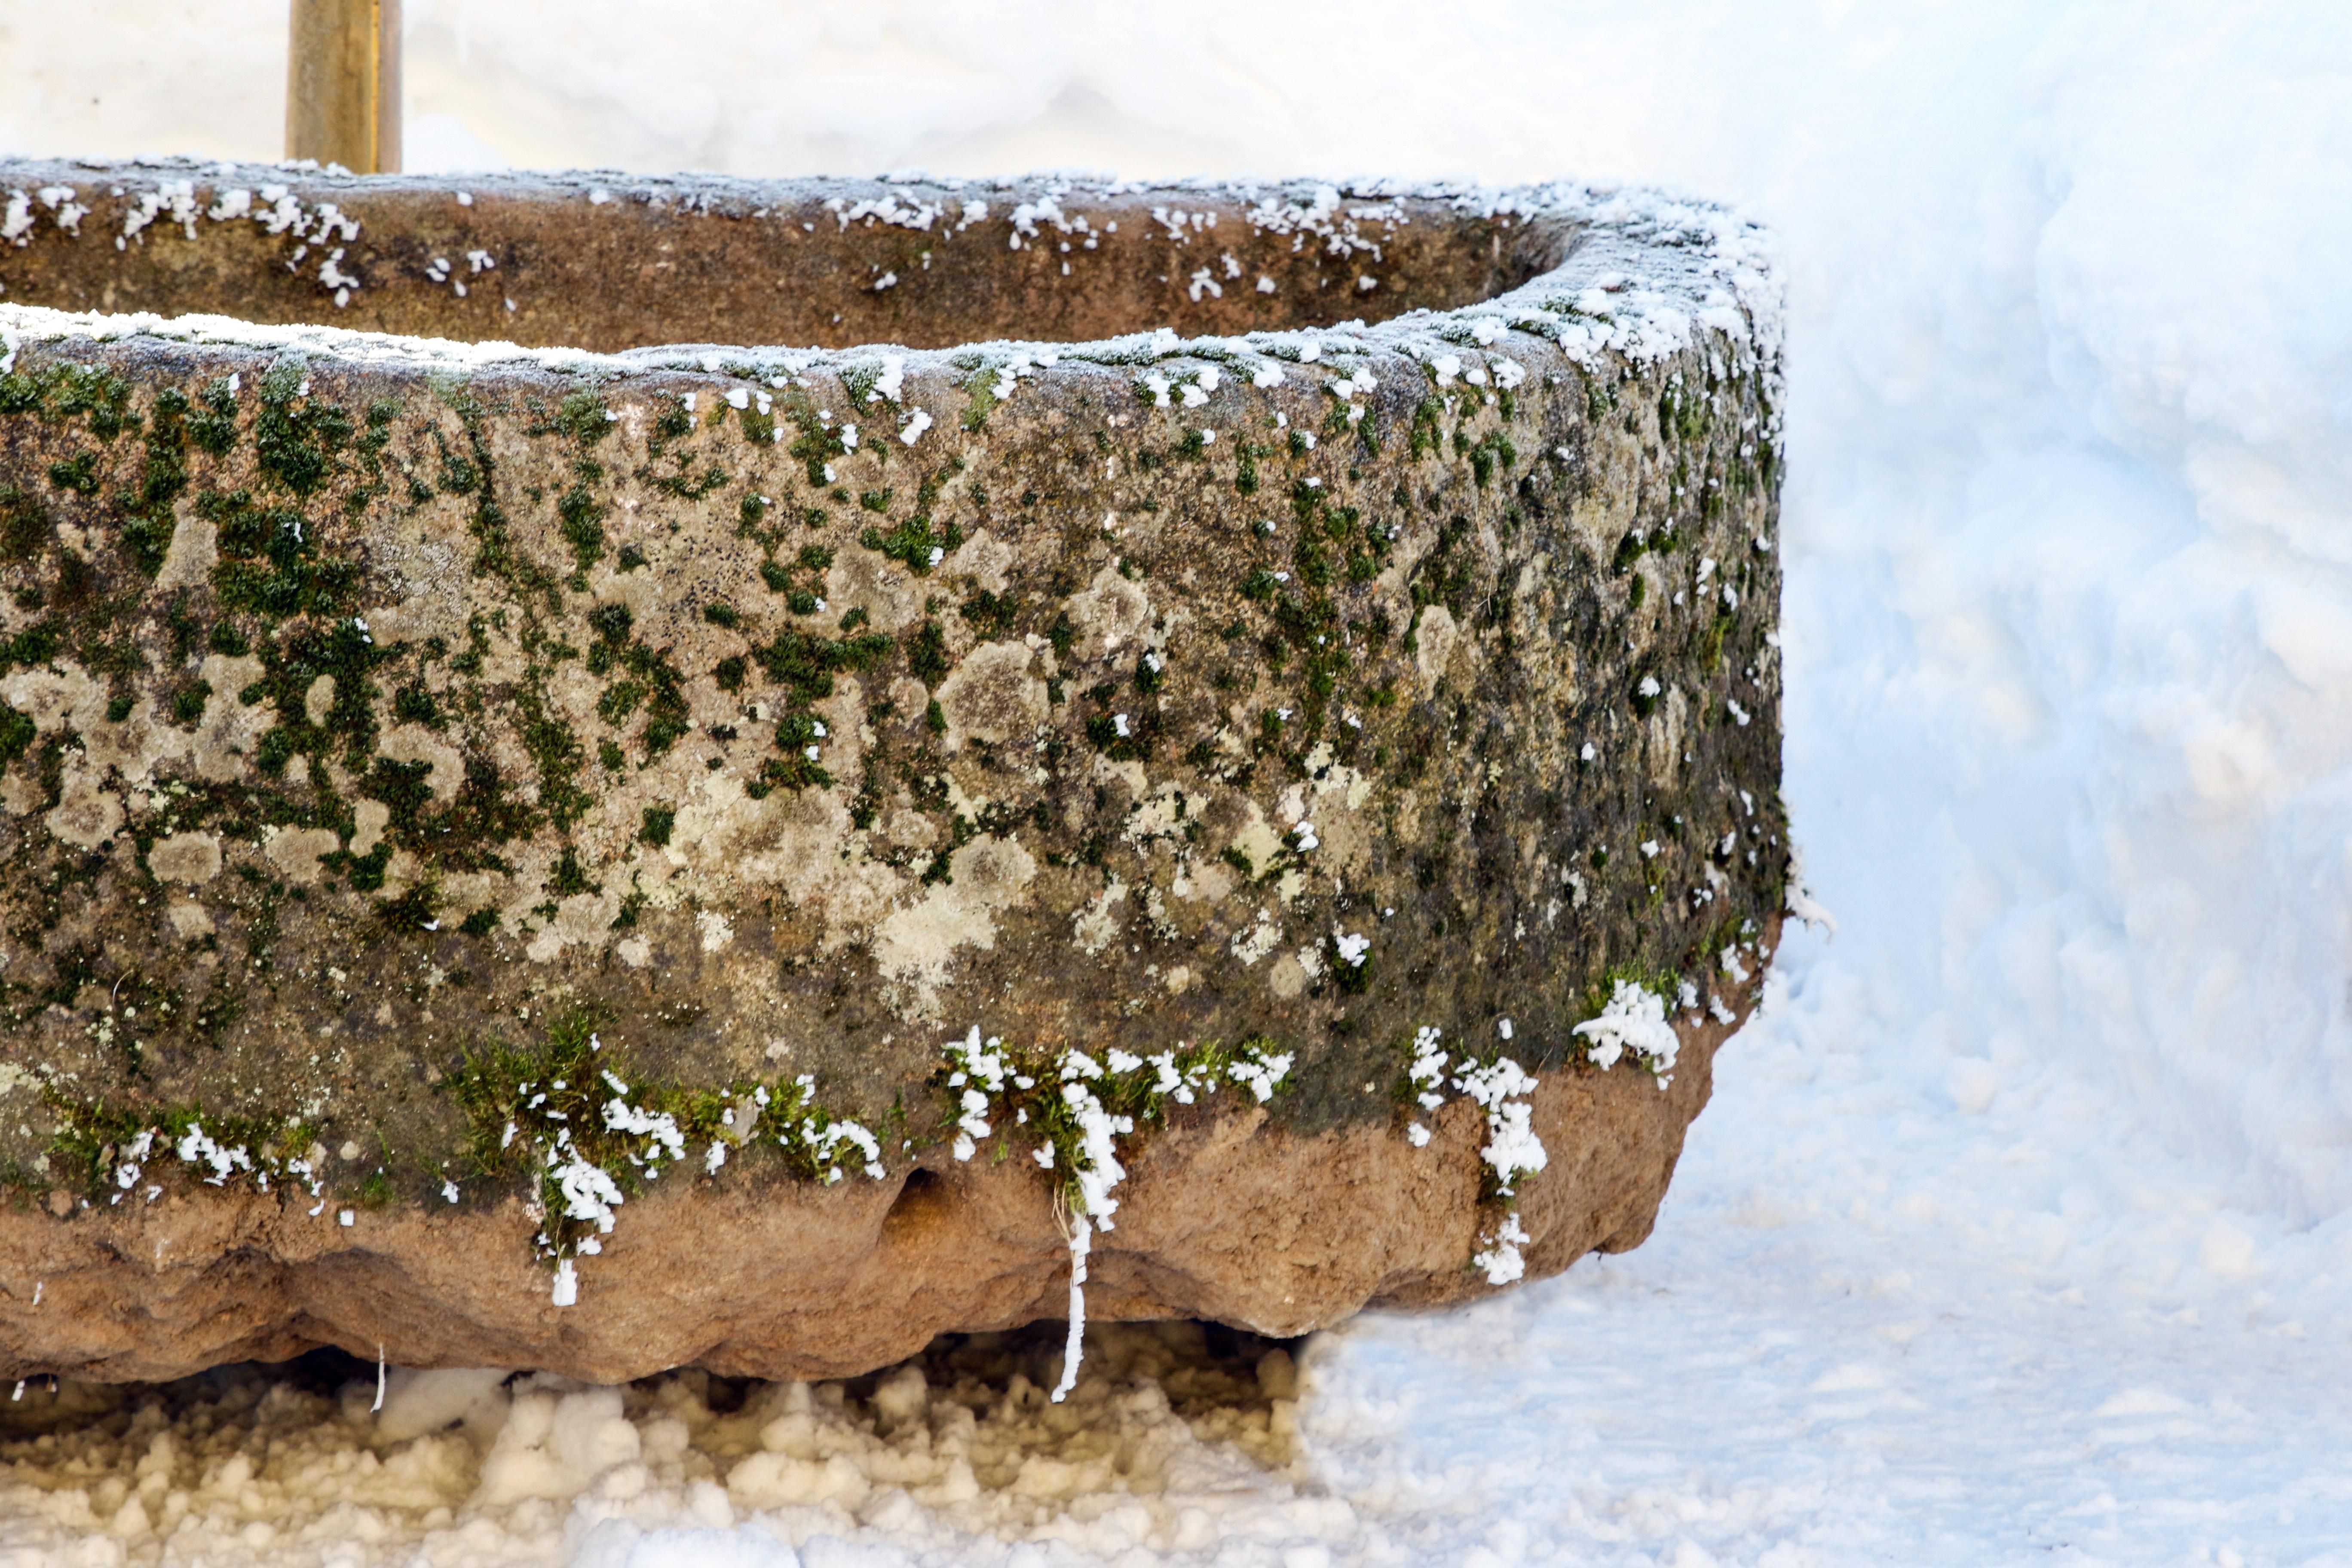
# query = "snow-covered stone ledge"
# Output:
<box><xmin>0</xmin><ymin>162</ymin><xmax>1786</xmax><ymax>1384</ymax></box>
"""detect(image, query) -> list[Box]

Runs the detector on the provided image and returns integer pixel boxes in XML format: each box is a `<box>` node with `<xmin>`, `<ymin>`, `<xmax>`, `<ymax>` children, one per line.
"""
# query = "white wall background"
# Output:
<box><xmin>9</xmin><ymin>0</ymin><xmax>2352</xmax><ymax>1223</ymax></box>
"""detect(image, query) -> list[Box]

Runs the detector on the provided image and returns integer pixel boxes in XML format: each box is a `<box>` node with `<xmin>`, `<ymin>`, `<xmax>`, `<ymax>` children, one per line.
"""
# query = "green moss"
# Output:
<box><xmin>1458</xmin><ymin>429</ymin><xmax>1517</xmax><ymax>488</ymax></box>
<box><xmin>557</xmin><ymin>484</ymin><xmax>608</xmax><ymax>574</ymax></box>
<box><xmin>1294</xmin><ymin>531</ymin><xmax>1332</xmax><ymax>588</ymax></box>
<box><xmin>340</xmin><ymin>843</ymin><xmax>393</xmax><ymax>892</ymax></box>
<box><xmin>122</xmin><ymin>388</ymin><xmax>193</xmax><ymax>577</ymax></box>
<box><xmin>169</xmin><ymin>680</ymin><xmax>212</xmax><ymax>725</ymax></box>
<box><xmin>763</xmin><ymin>710</ymin><xmax>836</xmax><ymax>792</ymax></box>
<box><xmin>183</xmin><ymin>378</ymin><xmax>241</xmax><ymax>453</ymax></box>
<box><xmin>516</xmin><ymin>686</ymin><xmax>591</xmax><ymax>830</ymax></box>
<box><xmin>1698</xmin><ymin>606</ymin><xmax>1735</xmax><ymax>670</ymax></box>
<box><xmin>0</xmin><ymin>701</ymin><xmax>32</xmax><ymax>766</ymax></box>
<box><xmin>205</xmin><ymin>490</ymin><xmax>358</xmax><ymax>619</ymax></box>
<box><xmin>253</xmin><ymin>363</ymin><xmax>353</xmax><ymax>496</ymax></box>
<box><xmin>47</xmin><ymin>1096</ymin><xmax>315</xmax><ymax>1201</ymax></box>
<box><xmin>362</xmin><ymin>752</ymin><xmax>529</xmax><ymax>879</ymax></box>
<box><xmin>392</xmin><ymin>683</ymin><xmax>444</xmax><ymax>729</ymax></box>
<box><xmin>906</xmin><ymin>620</ymin><xmax>949</xmax><ymax>684</ymax></box>
<box><xmin>0</xmin><ymin>484</ymin><xmax>47</xmax><ymax>557</ymax></box>
<box><xmin>960</xmin><ymin>376</ymin><xmax>998</xmax><ymax>434</ymax></box>
<box><xmin>46</xmin><ymin>452</ymin><xmax>99</xmax><ymax>495</ymax></box>
<box><xmin>437</xmin><ymin>395</ymin><xmax>558</xmax><ymax>606</ymax></box>
<box><xmin>545</xmin><ymin>845</ymin><xmax>597</xmax><ymax>897</ymax></box>
<box><xmin>55</xmin><ymin>364</ymin><xmax>138</xmax><ymax>439</ymax></box>
<box><xmin>860</xmin><ymin>512</ymin><xmax>962</xmax><ymax>576</ymax></box>
<box><xmin>265</xmin><ymin>616</ymin><xmax>390</xmax><ymax>758</ymax></box>
<box><xmin>597</xmin><ymin>680</ymin><xmax>646</xmax><ymax>724</ymax></box>
<box><xmin>1408</xmin><ymin>397</ymin><xmax>1445</xmax><ymax>459</ymax></box>
<box><xmin>447</xmin><ymin>1008</ymin><xmax>881</xmax><ymax>1275</ymax></box>
<box><xmin>639</xmin><ymin>804</ymin><xmax>676</xmax><ymax>847</ymax></box>
<box><xmin>959</xmin><ymin>588</ymin><xmax>1018</xmax><ymax>637</ymax></box>
<box><xmin>1659</xmin><ymin>380</ymin><xmax>1712</xmax><ymax>444</ymax></box>
<box><xmin>649</xmin><ymin>462</ymin><xmax>728</xmax><ymax>501</ymax></box>
<box><xmin>936</xmin><ymin>1031</ymin><xmax>1292</xmax><ymax>1219</ymax></box>
<box><xmin>0</xmin><ymin>371</ymin><xmax>43</xmax><ymax>417</ymax></box>
<box><xmin>255</xmin><ymin>726</ymin><xmax>298</xmax><ymax>775</ymax></box>
<box><xmin>738</xmin><ymin>491</ymin><xmax>775</xmax><ymax>539</ymax></box>
<box><xmin>786</xmin><ymin>408</ymin><xmax>849</xmax><ymax>487</ymax></box>
<box><xmin>1225</xmin><ymin>445</ymin><xmax>1258</xmax><ymax>496</ymax></box>
<box><xmin>360</xmin><ymin>756</ymin><xmax>435</xmax><ymax>835</ymax></box>
<box><xmin>549</xmin><ymin>390</ymin><xmax>613</xmax><ymax>445</ymax></box>
<box><xmin>635</xmin><ymin>652</ymin><xmax>691</xmax><ymax>759</ymax></box>
<box><xmin>436</xmin><ymin>443</ymin><xmax>479</xmax><ymax>496</ymax></box>
<box><xmin>752</xmin><ymin>627</ymin><xmax>893</xmax><ymax>704</ymax></box>
<box><xmin>582</xmin><ymin>604</ymin><xmax>691</xmax><ymax>762</ymax></box>
<box><xmin>1086</xmin><ymin>704</ymin><xmax>1158</xmax><ymax>762</ymax></box>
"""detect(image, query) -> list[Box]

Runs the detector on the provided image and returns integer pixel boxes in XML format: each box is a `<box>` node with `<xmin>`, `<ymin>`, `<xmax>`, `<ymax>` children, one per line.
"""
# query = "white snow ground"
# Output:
<box><xmin>6</xmin><ymin>0</ymin><xmax>2352</xmax><ymax>1562</ymax></box>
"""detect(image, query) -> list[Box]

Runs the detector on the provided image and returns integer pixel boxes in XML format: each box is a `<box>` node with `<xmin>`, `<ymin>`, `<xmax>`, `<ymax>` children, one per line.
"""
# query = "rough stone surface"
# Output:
<box><xmin>0</xmin><ymin>163</ymin><xmax>1785</xmax><ymax>1381</ymax></box>
<box><xmin>0</xmin><ymin>998</ymin><xmax>1754</xmax><ymax>1384</ymax></box>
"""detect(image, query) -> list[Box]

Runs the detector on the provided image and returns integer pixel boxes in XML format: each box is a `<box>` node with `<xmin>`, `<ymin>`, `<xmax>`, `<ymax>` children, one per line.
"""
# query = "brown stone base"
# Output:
<box><xmin>0</xmin><ymin>1008</ymin><xmax>1738</xmax><ymax>1386</ymax></box>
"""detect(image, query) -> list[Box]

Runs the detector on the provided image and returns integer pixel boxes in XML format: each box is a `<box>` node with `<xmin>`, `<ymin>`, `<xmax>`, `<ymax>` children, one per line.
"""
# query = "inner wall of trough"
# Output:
<box><xmin>0</xmin><ymin>179</ymin><xmax>1581</xmax><ymax>350</ymax></box>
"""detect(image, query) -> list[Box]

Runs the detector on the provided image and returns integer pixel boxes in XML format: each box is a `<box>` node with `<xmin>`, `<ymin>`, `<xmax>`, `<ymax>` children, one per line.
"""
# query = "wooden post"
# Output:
<box><xmin>286</xmin><ymin>0</ymin><xmax>401</xmax><ymax>173</ymax></box>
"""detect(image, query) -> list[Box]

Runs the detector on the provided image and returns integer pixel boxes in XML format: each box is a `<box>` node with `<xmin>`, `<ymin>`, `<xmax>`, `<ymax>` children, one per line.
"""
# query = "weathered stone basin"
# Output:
<box><xmin>0</xmin><ymin>160</ymin><xmax>1785</xmax><ymax>1384</ymax></box>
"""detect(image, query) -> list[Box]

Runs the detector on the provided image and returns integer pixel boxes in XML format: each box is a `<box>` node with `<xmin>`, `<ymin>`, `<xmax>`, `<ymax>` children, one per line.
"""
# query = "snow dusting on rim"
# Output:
<box><xmin>0</xmin><ymin>171</ymin><xmax>1782</xmax><ymax>399</ymax></box>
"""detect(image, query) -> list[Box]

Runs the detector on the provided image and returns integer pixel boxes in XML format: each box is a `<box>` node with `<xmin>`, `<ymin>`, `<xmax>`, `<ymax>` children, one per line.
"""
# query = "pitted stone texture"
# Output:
<box><xmin>0</xmin><ymin>1004</ymin><xmax>1744</xmax><ymax>1385</ymax></box>
<box><xmin>0</xmin><ymin>165</ymin><xmax>1784</xmax><ymax>1380</ymax></box>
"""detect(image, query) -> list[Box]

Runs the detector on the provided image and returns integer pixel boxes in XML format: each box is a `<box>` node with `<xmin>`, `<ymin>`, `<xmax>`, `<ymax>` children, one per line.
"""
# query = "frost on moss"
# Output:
<box><xmin>937</xmin><ymin>1026</ymin><xmax>1292</xmax><ymax>1401</ymax></box>
<box><xmin>441</xmin><ymin>1013</ymin><xmax>1294</xmax><ymax>1322</ymax></box>
<box><xmin>1573</xmin><ymin>978</ymin><xmax>1683</xmax><ymax>1081</ymax></box>
<box><xmin>447</xmin><ymin>1010</ymin><xmax>882</xmax><ymax>1306</ymax></box>
<box><xmin>1392</xmin><ymin>1025</ymin><xmax>1549</xmax><ymax>1284</ymax></box>
<box><xmin>50</xmin><ymin>1097</ymin><xmax>323</xmax><ymax>1207</ymax></box>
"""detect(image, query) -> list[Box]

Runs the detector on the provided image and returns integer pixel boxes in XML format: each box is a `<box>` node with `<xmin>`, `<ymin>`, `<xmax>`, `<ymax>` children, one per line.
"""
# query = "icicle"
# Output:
<box><xmin>1050</xmin><ymin>1217</ymin><xmax>1092</xmax><ymax>1403</ymax></box>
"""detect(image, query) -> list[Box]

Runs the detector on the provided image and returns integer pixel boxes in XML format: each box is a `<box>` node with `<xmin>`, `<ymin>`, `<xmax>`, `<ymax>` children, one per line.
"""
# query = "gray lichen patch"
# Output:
<box><xmin>0</xmin><ymin>171</ymin><xmax>1786</xmax><ymax>1240</ymax></box>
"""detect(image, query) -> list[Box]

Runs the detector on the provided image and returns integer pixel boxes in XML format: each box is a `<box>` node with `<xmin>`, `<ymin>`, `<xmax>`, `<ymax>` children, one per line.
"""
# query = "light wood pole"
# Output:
<box><xmin>286</xmin><ymin>0</ymin><xmax>401</xmax><ymax>172</ymax></box>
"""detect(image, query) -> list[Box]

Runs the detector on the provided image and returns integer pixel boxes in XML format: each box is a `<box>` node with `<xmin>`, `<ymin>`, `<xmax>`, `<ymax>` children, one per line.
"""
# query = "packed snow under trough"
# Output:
<box><xmin>0</xmin><ymin>162</ymin><xmax>1785</xmax><ymax>1388</ymax></box>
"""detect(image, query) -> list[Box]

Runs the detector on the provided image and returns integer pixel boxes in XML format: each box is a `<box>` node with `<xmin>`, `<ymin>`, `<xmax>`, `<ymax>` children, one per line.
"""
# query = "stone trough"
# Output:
<box><xmin>0</xmin><ymin>161</ymin><xmax>1785</xmax><ymax>1386</ymax></box>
